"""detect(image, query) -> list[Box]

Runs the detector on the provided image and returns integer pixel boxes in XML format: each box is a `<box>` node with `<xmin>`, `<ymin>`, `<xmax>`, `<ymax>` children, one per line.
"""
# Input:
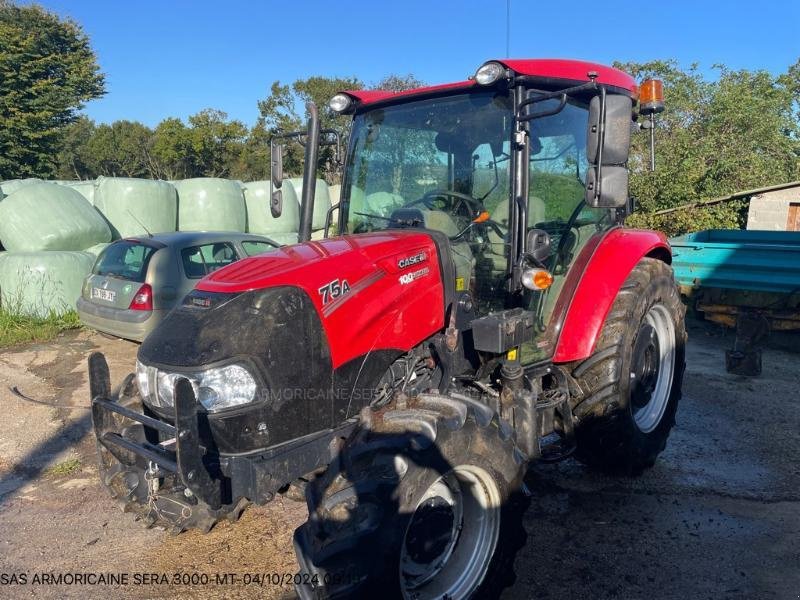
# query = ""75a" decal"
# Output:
<box><xmin>318</xmin><ymin>278</ymin><xmax>351</xmax><ymax>305</ymax></box>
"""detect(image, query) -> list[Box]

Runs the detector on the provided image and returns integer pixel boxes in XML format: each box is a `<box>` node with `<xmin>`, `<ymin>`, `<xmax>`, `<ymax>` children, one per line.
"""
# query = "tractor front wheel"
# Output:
<box><xmin>569</xmin><ymin>257</ymin><xmax>686</xmax><ymax>474</ymax></box>
<box><xmin>293</xmin><ymin>394</ymin><xmax>528</xmax><ymax>599</ymax></box>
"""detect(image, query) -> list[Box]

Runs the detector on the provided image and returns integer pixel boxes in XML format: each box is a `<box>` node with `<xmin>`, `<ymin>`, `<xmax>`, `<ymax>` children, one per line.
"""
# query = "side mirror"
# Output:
<box><xmin>271</xmin><ymin>142</ymin><xmax>283</xmax><ymax>188</ymax></box>
<box><xmin>585</xmin><ymin>166</ymin><xmax>628</xmax><ymax>208</ymax></box>
<box><xmin>585</xmin><ymin>93</ymin><xmax>633</xmax><ymax>208</ymax></box>
<box><xmin>587</xmin><ymin>94</ymin><xmax>632</xmax><ymax>165</ymax></box>
<box><xmin>270</xmin><ymin>141</ymin><xmax>284</xmax><ymax>218</ymax></box>
<box><xmin>525</xmin><ymin>228</ymin><xmax>551</xmax><ymax>264</ymax></box>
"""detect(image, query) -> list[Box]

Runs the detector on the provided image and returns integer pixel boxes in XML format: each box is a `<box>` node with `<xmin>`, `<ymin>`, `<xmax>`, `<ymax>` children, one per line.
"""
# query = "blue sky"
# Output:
<box><xmin>33</xmin><ymin>0</ymin><xmax>800</xmax><ymax>127</ymax></box>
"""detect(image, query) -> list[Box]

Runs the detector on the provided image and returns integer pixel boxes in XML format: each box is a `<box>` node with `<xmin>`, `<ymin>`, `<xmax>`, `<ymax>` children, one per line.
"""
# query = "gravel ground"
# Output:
<box><xmin>0</xmin><ymin>320</ymin><xmax>798</xmax><ymax>599</ymax></box>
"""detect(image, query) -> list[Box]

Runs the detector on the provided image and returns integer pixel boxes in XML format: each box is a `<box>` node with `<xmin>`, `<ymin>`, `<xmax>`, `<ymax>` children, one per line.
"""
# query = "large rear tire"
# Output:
<box><xmin>294</xmin><ymin>394</ymin><xmax>528</xmax><ymax>599</ymax></box>
<box><xmin>569</xmin><ymin>258</ymin><xmax>686</xmax><ymax>474</ymax></box>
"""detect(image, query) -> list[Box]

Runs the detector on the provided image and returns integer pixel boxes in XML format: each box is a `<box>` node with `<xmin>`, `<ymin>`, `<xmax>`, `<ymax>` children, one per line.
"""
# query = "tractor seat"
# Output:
<box><xmin>486</xmin><ymin>196</ymin><xmax>546</xmax><ymax>269</ymax></box>
<box><xmin>388</xmin><ymin>207</ymin><xmax>462</xmax><ymax>238</ymax></box>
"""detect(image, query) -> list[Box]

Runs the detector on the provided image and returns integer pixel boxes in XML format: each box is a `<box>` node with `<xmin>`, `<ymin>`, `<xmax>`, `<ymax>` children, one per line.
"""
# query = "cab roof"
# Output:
<box><xmin>343</xmin><ymin>58</ymin><xmax>638</xmax><ymax>108</ymax></box>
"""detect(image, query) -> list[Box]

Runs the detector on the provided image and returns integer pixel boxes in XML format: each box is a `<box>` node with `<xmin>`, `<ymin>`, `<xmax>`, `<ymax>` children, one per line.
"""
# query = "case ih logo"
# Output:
<box><xmin>398</xmin><ymin>267</ymin><xmax>430</xmax><ymax>285</ymax></box>
<box><xmin>398</xmin><ymin>251</ymin><xmax>427</xmax><ymax>270</ymax></box>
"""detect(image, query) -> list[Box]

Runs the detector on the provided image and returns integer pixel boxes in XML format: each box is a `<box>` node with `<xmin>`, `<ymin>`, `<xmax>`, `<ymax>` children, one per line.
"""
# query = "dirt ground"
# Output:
<box><xmin>0</xmin><ymin>321</ymin><xmax>798</xmax><ymax>599</ymax></box>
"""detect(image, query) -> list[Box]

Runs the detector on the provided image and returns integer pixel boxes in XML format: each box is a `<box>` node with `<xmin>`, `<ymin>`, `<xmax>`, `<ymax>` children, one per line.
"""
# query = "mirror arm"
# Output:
<box><xmin>323</xmin><ymin>203</ymin><xmax>340</xmax><ymax>238</ymax></box>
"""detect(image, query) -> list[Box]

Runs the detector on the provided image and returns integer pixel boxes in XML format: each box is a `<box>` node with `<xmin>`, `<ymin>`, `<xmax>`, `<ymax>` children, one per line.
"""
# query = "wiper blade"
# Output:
<box><xmin>354</xmin><ymin>211</ymin><xmax>391</xmax><ymax>221</ymax></box>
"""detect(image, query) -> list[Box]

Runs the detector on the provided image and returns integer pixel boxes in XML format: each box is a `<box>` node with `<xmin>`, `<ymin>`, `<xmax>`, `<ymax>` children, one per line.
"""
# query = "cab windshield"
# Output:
<box><xmin>341</xmin><ymin>91</ymin><xmax>514</xmax><ymax>236</ymax></box>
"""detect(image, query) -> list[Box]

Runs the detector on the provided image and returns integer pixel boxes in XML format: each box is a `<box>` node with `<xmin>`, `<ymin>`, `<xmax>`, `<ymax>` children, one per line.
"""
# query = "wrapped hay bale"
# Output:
<box><xmin>0</xmin><ymin>251</ymin><xmax>95</xmax><ymax>317</ymax></box>
<box><xmin>0</xmin><ymin>182</ymin><xmax>112</xmax><ymax>252</ymax></box>
<box><xmin>64</xmin><ymin>180</ymin><xmax>97</xmax><ymax>205</ymax></box>
<box><xmin>243</xmin><ymin>180</ymin><xmax>299</xmax><ymax>236</ymax></box>
<box><xmin>265</xmin><ymin>232</ymin><xmax>299</xmax><ymax>246</ymax></box>
<box><xmin>286</xmin><ymin>178</ymin><xmax>331</xmax><ymax>231</ymax></box>
<box><xmin>0</xmin><ymin>178</ymin><xmax>42</xmax><ymax>195</ymax></box>
<box><xmin>175</xmin><ymin>178</ymin><xmax>246</xmax><ymax>232</ymax></box>
<box><xmin>84</xmin><ymin>242</ymin><xmax>110</xmax><ymax>257</ymax></box>
<box><xmin>94</xmin><ymin>177</ymin><xmax>177</xmax><ymax>238</ymax></box>
<box><xmin>329</xmin><ymin>184</ymin><xmax>341</xmax><ymax>206</ymax></box>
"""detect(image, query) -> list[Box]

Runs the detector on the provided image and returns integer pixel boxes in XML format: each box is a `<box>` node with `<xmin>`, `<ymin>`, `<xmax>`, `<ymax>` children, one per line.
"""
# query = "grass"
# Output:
<box><xmin>0</xmin><ymin>307</ymin><xmax>82</xmax><ymax>348</ymax></box>
<box><xmin>44</xmin><ymin>458</ymin><xmax>82</xmax><ymax>478</ymax></box>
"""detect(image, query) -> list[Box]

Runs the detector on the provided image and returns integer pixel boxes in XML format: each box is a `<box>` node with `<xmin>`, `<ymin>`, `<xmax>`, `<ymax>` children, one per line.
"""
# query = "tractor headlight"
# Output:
<box><xmin>137</xmin><ymin>361</ymin><xmax>258</xmax><ymax>413</ymax></box>
<box><xmin>136</xmin><ymin>360</ymin><xmax>155</xmax><ymax>403</ymax></box>
<box><xmin>474</xmin><ymin>61</ymin><xmax>506</xmax><ymax>86</ymax></box>
<box><xmin>193</xmin><ymin>364</ymin><xmax>257</xmax><ymax>412</ymax></box>
<box><xmin>329</xmin><ymin>93</ymin><xmax>353</xmax><ymax>114</ymax></box>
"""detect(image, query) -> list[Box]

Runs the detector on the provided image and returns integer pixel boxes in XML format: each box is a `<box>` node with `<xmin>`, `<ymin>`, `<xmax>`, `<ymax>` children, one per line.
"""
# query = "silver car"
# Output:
<box><xmin>77</xmin><ymin>231</ymin><xmax>279</xmax><ymax>342</ymax></box>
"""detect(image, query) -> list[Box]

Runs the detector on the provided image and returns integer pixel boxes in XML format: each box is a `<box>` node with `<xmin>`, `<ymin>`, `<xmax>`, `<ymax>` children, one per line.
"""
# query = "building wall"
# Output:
<box><xmin>746</xmin><ymin>187</ymin><xmax>800</xmax><ymax>231</ymax></box>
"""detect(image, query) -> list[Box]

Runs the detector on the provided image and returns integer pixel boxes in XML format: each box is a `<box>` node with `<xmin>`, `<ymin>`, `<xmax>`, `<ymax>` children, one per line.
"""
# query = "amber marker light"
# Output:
<box><xmin>473</xmin><ymin>211</ymin><xmax>491</xmax><ymax>223</ymax></box>
<box><xmin>521</xmin><ymin>268</ymin><xmax>554</xmax><ymax>291</ymax></box>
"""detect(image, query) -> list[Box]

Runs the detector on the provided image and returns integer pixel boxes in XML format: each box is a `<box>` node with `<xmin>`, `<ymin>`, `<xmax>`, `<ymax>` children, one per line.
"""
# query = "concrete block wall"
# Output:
<box><xmin>746</xmin><ymin>187</ymin><xmax>800</xmax><ymax>230</ymax></box>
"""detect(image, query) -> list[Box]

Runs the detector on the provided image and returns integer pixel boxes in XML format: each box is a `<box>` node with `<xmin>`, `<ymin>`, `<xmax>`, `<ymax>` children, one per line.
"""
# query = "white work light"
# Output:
<box><xmin>474</xmin><ymin>62</ymin><xmax>506</xmax><ymax>85</ymax></box>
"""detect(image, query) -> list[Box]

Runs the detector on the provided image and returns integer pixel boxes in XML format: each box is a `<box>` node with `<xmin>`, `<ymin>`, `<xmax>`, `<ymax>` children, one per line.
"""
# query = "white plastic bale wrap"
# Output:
<box><xmin>0</xmin><ymin>178</ymin><xmax>43</xmax><ymax>195</ymax></box>
<box><xmin>94</xmin><ymin>177</ymin><xmax>177</xmax><ymax>238</ymax></box>
<box><xmin>84</xmin><ymin>242</ymin><xmax>110</xmax><ymax>257</ymax></box>
<box><xmin>266</xmin><ymin>232</ymin><xmax>299</xmax><ymax>245</ymax></box>
<box><xmin>286</xmin><ymin>178</ymin><xmax>331</xmax><ymax>231</ymax></box>
<box><xmin>0</xmin><ymin>251</ymin><xmax>95</xmax><ymax>317</ymax></box>
<box><xmin>0</xmin><ymin>182</ymin><xmax>112</xmax><ymax>252</ymax></box>
<box><xmin>329</xmin><ymin>184</ymin><xmax>341</xmax><ymax>206</ymax></box>
<box><xmin>243</xmin><ymin>180</ymin><xmax>300</xmax><ymax>235</ymax></box>
<box><xmin>175</xmin><ymin>178</ymin><xmax>246</xmax><ymax>232</ymax></box>
<box><xmin>64</xmin><ymin>180</ymin><xmax>97</xmax><ymax>205</ymax></box>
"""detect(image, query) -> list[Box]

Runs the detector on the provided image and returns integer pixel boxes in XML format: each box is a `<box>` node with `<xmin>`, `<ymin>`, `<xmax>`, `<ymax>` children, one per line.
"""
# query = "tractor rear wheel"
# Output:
<box><xmin>569</xmin><ymin>257</ymin><xmax>686</xmax><ymax>474</ymax></box>
<box><xmin>293</xmin><ymin>393</ymin><xmax>528</xmax><ymax>599</ymax></box>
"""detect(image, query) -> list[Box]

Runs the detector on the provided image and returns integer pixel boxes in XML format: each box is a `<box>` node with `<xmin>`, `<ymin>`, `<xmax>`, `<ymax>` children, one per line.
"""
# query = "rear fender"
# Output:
<box><xmin>552</xmin><ymin>228</ymin><xmax>672</xmax><ymax>363</ymax></box>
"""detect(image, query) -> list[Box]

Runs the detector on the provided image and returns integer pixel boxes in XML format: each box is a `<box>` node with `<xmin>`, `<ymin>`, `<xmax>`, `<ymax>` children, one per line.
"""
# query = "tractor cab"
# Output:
<box><xmin>280</xmin><ymin>59</ymin><xmax>657</xmax><ymax>363</ymax></box>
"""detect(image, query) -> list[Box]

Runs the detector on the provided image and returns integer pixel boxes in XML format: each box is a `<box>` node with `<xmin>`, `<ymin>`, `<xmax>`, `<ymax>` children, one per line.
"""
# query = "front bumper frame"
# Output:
<box><xmin>89</xmin><ymin>352</ymin><xmax>357</xmax><ymax>511</ymax></box>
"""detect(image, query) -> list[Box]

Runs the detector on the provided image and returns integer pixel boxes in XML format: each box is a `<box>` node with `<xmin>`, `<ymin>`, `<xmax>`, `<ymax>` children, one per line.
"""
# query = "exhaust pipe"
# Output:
<box><xmin>298</xmin><ymin>102</ymin><xmax>320</xmax><ymax>243</ymax></box>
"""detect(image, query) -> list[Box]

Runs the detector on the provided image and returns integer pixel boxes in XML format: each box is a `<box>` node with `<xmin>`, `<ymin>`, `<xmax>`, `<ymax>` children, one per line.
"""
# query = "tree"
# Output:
<box><xmin>55</xmin><ymin>116</ymin><xmax>96</xmax><ymax>179</ymax></box>
<box><xmin>617</xmin><ymin>59</ymin><xmax>800</xmax><ymax>234</ymax></box>
<box><xmin>374</xmin><ymin>73</ymin><xmax>425</xmax><ymax>92</ymax></box>
<box><xmin>150</xmin><ymin>117</ymin><xmax>193</xmax><ymax>180</ymax></box>
<box><xmin>185</xmin><ymin>109</ymin><xmax>247</xmax><ymax>178</ymax></box>
<box><xmin>0</xmin><ymin>2</ymin><xmax>105</xmax><ymax>178</ymax></box>
<box><xmin>84</xmin><ymin>120</ymin><xmax>154</xmax><ymax>178</ymax></box>
<box><xmin>257</xmin><ymin>76</ymin><xmax>363</xmax><ymax>180</ymax></box>
<box><xmin>229</xmin><ymin>120</ymin><xmax>271</xmax><ymax>181</ymax></box>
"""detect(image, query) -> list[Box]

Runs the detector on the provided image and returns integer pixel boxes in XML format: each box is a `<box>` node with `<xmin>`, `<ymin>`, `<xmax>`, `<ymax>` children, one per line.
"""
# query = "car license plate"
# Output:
<box><xmin>92</xmin><ymin>287</ymin><xmax>116</xmax><ymax>302</ymax></box>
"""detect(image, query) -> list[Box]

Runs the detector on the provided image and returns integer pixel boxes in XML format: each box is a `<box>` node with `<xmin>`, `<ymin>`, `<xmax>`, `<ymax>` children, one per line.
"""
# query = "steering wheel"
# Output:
<box><xmin>407</xmin><ymin>189</ymin><xmax>487</xmax><ymax>220</ymax></box>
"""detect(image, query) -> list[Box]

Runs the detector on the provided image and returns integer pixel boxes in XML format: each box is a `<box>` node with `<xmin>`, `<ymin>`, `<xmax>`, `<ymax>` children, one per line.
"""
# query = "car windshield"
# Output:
<box><xmin>93</xmin><ymin>241</ymin><xmax>157</xmax><ymax>282</ymax></box>
<box><xmin>341</xmin><ymin>90</ymin><xmax>514</xmax><ymax>236</ymax></box>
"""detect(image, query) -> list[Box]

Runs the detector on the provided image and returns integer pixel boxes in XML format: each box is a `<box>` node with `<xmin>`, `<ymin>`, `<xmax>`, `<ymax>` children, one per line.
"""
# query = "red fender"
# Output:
<box><xmin>552</xmin><ymin>228</ymin><xmax>672</xmax><ymax>364</ymax></box>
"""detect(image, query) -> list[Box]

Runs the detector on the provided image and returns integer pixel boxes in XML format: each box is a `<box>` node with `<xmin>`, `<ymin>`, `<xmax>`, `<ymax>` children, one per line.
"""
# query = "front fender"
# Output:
<box><xmin>552</xmin><ymin>228</ymin><xmax>672</xmax><ymax>364</ymax></box>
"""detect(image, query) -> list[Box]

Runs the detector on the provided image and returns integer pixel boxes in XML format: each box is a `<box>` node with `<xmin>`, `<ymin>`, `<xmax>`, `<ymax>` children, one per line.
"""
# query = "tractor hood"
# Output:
<box><xmin>139</xmin><ymin>232</ymin><xmax>449</xmax><ymax>372</ymax></box>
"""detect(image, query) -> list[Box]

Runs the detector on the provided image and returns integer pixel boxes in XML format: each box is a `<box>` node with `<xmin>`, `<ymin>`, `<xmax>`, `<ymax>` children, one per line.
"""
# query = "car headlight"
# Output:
<box><xmin>136</xmin><ymin>361</ymin><xmax>257</xmax><ymax>413</ymax></box>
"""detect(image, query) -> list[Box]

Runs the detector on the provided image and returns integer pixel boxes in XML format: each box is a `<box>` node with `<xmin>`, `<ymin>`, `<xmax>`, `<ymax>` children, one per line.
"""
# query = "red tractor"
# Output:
<box><xmin>90</xmin><ymin>59</ymin><xmax>685</xmax><ymax>599</ymax></box>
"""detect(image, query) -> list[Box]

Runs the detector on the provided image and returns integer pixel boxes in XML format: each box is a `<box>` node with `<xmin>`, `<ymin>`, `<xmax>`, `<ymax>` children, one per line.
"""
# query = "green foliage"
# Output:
<box><xmin>0</xmin><ymin>306</ymin><xmax>81</xmax><ymax>348</ymax></box>
<box><xmin>0</xmin><ymin>2</ymin><xmax>105</xmax><ymax>179</ymax></box>
<box><xmin>616</xmin><ymin>59</ymin><xmax>800</xmax><ymax>235</ymax></box>
<box><xmin>374</xmin><ymin>73</ymin><xmax>425</xmax><ymax>93</ymax></box>
<box><xmin>85</xmin><ymin>120</ymin><xmax>154</xmax><ymax>177</ymax></box>
<box><xmin>57</xmin><ymin>109</ymin><xmax>248</xmax><ymax>180</ymax></box>
<box><xmin>257</xmin><ymin>75</ymin><xmax>364</xmax><ymax>180</ymax></box>
<box><xmin>45</xmin><ymin>457</ymin><xmax>82</xmax><ymax>477</ymax></box>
